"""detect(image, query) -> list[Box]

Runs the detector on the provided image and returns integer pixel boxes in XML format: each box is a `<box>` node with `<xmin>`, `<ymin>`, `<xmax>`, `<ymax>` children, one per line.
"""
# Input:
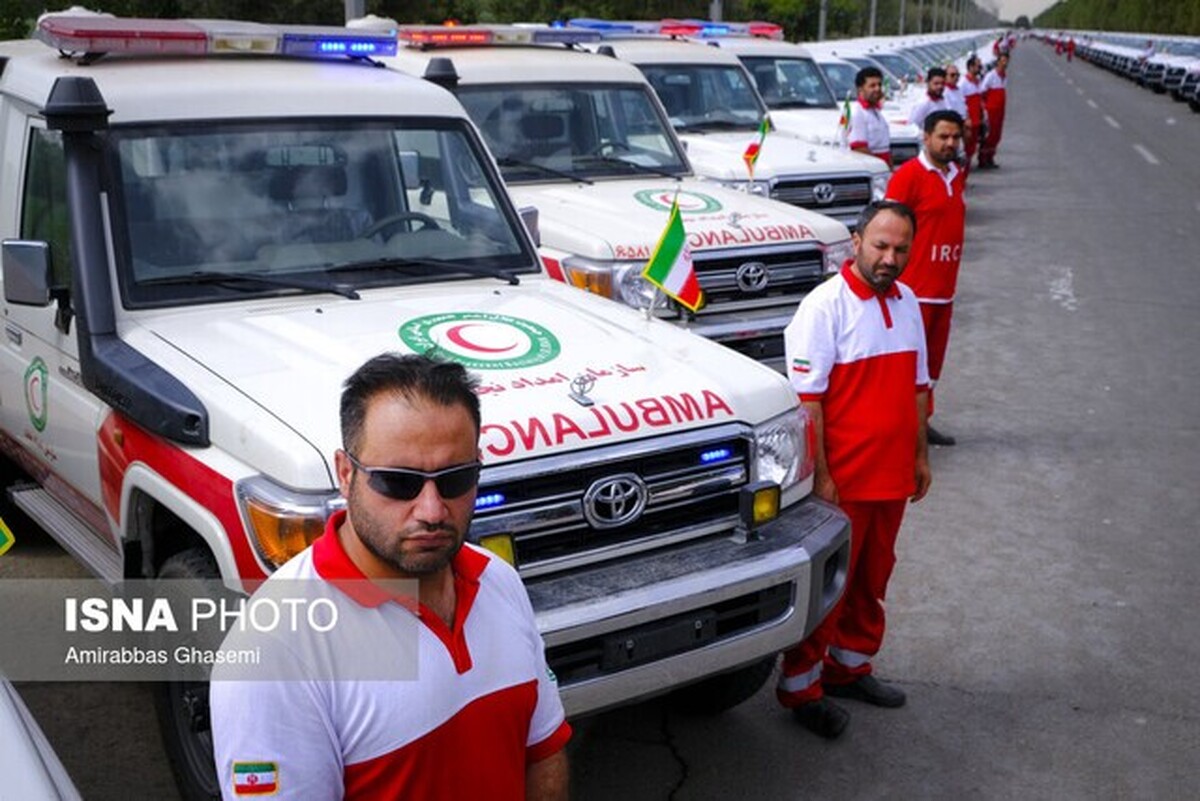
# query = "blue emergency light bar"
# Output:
<box><xmin>36</xmin><ymin>16</ymin><xmax>397</xmax><ymax>59</ymax></box>
<box><xmin>474</xmin><ymin>492</ymin><xmax>507</xmax><ymax>511</ymax></box>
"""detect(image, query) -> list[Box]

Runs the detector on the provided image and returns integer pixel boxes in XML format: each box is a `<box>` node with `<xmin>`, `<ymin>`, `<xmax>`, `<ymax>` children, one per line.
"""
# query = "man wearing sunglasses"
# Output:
<box><xmin>212</xmin><ymin>354</ymin><xmax>570</xmax><ymax>800</ymax></box>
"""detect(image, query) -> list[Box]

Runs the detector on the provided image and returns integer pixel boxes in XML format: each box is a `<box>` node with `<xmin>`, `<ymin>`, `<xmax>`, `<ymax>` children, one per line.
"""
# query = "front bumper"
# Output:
<box><xmin>526</xmin><ymin>496</ymin><xmax>850</xmax><ymax>716</ymax></box>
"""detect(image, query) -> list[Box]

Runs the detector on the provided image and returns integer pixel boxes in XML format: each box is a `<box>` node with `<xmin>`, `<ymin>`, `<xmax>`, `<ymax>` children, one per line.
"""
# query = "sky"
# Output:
<box><xmin>992</xmin><ymin>0</ymin><xmax>1058</xmax><ymax>22</ymax></box>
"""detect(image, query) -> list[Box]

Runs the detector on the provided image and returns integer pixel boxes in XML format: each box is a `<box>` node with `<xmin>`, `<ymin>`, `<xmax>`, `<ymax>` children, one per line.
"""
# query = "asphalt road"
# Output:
<box><xmin>6</xmin><ymin>39</ymin><xmax>1200</xmax><ymax>799</ymax></box>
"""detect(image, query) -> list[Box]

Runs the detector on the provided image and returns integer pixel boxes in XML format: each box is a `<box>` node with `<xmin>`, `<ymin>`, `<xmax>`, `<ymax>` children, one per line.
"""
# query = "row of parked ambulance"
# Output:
<box><xmin>1040</xmin><ymin>29</ymin><xmax>1200</xmax><ymax>112</ymax></box>
<box><xmin>358</xmin><ymin>17</ymin><xmax>994</xmax><ymax>369</ymax></box>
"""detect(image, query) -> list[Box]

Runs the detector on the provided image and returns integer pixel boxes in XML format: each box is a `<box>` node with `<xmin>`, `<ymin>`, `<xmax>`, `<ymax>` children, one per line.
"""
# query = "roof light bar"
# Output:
<box><xmin>397</xmin><ymin>24</ymin><xmax>600</xmax><ymax>48</ymax></box>
<box><xmin>35</xmin><ymin>15</ymin><xmax>396</xmax><ymax>58</ymax></box>
<box><xmin>568</xmin><ymin>19</ymin><xmax>664</xmax><ymax>35</ymax></box>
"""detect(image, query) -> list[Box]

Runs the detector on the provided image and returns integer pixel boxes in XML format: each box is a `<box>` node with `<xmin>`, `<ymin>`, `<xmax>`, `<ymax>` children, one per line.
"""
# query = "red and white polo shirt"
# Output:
<box><xmin>908</xmin><ymin>92</ymin><xmax>950</xmax><ymax>133</ymax></box>
<box><xmin>211</xmin><ymin>510</ymin><xmax>571</xmax><ymax>800</ymax></box>
<box><xmin>847</xmin><ymin>97</ymin><xmax>892</xmax><ymax>164</ymax></box>
<box><xmin>885</xmin><ymin>151</ymin><xmax>967</xmax><ymax>303</ymax></box>
<box><xmin>784</xmin><ymin>264</ymin><xmax>929</xmax><ymax>501</ymax></box>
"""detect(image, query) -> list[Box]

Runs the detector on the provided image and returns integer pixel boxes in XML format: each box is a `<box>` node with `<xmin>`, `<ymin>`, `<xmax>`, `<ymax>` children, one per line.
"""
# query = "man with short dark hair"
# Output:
<box><xmin>978</xmin><ymin>52</ymin><xmax>1010</xmax><ymax>169</ymax></box>
<box><xmin>212</xmin><ymin>353</ymin><xmax>571</xmax><ymax>800</ymax></box>
<box><xmin>847</xmin><ymin>66</ymin><xmax>891</xmax><ymax>166</ymax></box>
<box><xmin>887</xmin><ymin>110</ymin><xmax>968</xmax><ymax>447</ymax></box>
<box><xmin>778</xmin><ymin>201</ymin><xmax>932</xmax><ymax>739</ymax></box>
<box><xmin>908</xmin><ymin>66</ymin><xmax>950</xmax><ymax>132</ymax></box>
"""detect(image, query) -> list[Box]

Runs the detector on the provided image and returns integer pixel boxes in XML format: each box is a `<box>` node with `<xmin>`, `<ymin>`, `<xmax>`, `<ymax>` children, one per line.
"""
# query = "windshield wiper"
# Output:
<box><xmin>327</xmin><ymin>255</ymin><xmax>521</xmax><ymax>286</ymax></box>
<box><xmin>770</xmin><ymin>99</ymin><xmax>832</xmax><ymax>109</ymax></box>
<box><xmin>687</xmin><ymin>119</ymin><xmax>754</xmax><ymax>131</ymax></box>
<box><xmin>138</xmin><ymin>270</ymin><xmax>360</xmax><ymax>300</ymax></box>
<box><xmin>495</xmin><ymin>157</ymin><xmax>593</xmax><ymax>185</ymax></box>
<box><xmin>578</xmin><ymin>155</ymin><xmax>683</xmax><ymax>180</ymax></box>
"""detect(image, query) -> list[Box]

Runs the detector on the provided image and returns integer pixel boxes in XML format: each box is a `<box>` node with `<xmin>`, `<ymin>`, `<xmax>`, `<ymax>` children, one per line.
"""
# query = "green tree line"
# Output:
<box><xmin>1036</xmin><ymin>0</ymin><xmax>1200</xmax><ymax>37</ymax></box>
<box><xmin>2</xmin><ymin>0</ymin><xmax>996</xmax><ymax>46</ymax></box>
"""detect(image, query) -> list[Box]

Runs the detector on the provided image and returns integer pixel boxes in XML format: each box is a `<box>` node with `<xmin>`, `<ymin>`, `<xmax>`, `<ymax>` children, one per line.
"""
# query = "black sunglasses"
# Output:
<box><xmin>346</xmin><ymin>453</ymin><xmax>481</xmax><ymax>501</ymax></box>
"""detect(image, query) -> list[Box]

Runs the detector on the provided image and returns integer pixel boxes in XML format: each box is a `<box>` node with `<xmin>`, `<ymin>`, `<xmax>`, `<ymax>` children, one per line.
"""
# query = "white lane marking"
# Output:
<box><xmin>1066</xmin><ymin>78</ymin><xmax>1075</xmax><ymax>85</ymax></box>
<box><xmin>1133</xmin><ymin>144</ymin><xmax>1160</xmax><ymax>165</ymax></box>
<box><xmin>1166</xmin><ymin>117</ymin><xmax>1177</xmax><ymax>125</ymax></box>
<box><xmin>1087</xmin><ymin>99</ymin><xmax>1099</xmax><ymax>109</ymax></box>
<box><xmin>1104</xmin><ymin>115</ymin><xmax>1121</xmax><ymax>129</ymax></box>
<box><xmin>1050</xmin><ymin>267</ymin><xmax>1078</xmax><ymax>312</ymax></box>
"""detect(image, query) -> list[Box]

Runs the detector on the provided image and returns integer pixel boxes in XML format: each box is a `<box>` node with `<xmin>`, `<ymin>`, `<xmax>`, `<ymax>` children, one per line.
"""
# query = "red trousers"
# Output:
<box><xmin>979</xmin><ymin>92</ymin><xmax>1006</xmax><ymax>165</ymax></box>
<box><xmin>920</xmin><ymin>301</ymin><xmax>954</xmax><ymax>416</ymax></box>
<box><xmin>777</xmin><ymin>498</ymin><xmax>908</xmax><ymax>706</ymax></box>
<box><xmin>964</xmin><ymin>97</ymin><xmax>983</xmax><ymax>164</ymax></box>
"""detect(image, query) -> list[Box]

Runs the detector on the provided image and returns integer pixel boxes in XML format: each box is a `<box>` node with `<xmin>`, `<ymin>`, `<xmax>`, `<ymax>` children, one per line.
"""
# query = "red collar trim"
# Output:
<box><xmin>312</xmin><ymin>509</ymin><xmax>487</xmax><ymax>609</ymax></box>
<box><xmin>842</xmin><ymin>262</ymin><xmax>900</xmax><ymax>300</ymax></box>
<box><xmin>857</xmin><ymin>96</ymin><xmax>880</xmax><ymax>111</ymax></box>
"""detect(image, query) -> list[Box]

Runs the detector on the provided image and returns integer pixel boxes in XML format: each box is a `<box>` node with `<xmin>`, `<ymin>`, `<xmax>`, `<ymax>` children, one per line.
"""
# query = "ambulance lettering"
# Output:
<box><xmin>688</xmin><ymin>224</ymin><xmax>816</xmax><ymax>250</ymax></box>
<box><xmin>480</xmin><ymin>390</ymin><xmax>735</xmax><ymax>457</ymax></box>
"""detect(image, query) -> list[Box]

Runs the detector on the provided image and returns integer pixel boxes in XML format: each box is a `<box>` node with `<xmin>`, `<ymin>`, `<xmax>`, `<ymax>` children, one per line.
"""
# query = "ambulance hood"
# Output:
<box><xmin>126</xmin><ymin>278</ymin><xmax>796</xmax><ymax>487</ymax></box>
<box><xmin>679</xmin><ymin>130</ymin><xmax>890</xmax><ymax>181</ymax></box>
<box><xmin>505</xmin><ymin>178</ymin><xmax>848</xmax><ymax>262</ymax></box>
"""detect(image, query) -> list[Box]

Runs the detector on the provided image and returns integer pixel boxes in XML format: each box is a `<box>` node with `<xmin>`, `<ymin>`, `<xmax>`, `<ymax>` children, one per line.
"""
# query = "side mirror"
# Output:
<box><xmin>518</xmin><ymin>206</ymin><xmax>541</xmax><ymax>248</ymax></box>
<box><xmin>2</xmin><ymin>240</ymin><xmax>52</xmax><ymax>306</ymax></box>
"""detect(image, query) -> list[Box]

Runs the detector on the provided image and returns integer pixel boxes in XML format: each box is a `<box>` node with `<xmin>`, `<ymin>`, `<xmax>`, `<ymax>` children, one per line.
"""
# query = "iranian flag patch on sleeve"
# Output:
<box><xmin>233</xmin><ymin>761</ymin><xmax>278</xmax><ymax>795</ymax></box>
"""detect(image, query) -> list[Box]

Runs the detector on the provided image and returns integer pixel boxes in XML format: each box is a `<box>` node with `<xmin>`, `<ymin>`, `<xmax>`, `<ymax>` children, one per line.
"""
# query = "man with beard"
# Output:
<box><xmin>211</xmin><ymin>354</ymin><xmax>570</xmax><ymax>800</ymax></box>
<box><xmin>978</xmin><ymin>52</ymin><xmax>1010</xmax><ymax>169</ymax></box>
<box><xmin>847</xmin><ymin>66</ymin><xmax>892</xmax><ymax>166</ymax></box>
<box><xmin>887</xmin><ymin>110</ymin><xmax>967</xmax><ymax>447</ymax></box>
<box><xmin>960</xmin><ymin>55</ymin><xmax>986</xmax><ymax>172</ymax></box>
<box><xmin>908</xmin><ymin>66</ymin><xmax>950</xmax><ymax>133</ymax></box>
<box><xmin>778</xmin><ymin>201</ymin><xmax>932</xmax><ymax>738</ymax></box>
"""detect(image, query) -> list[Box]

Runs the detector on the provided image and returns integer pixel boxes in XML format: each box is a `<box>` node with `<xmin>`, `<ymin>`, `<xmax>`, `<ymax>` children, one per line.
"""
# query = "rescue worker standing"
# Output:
<box><xmin>978</xmin><ymin>52</ymin><xmax>1010</xmax><ymax>169</ymax></box>
<box><xmin>961</xmin><ymin>56</ymin><xmax>985</xmax><ymax>172</ymax></box>
<box><xmin>778</xmin><ymin>201</ymin><xmax>932</xmax><ymax>739</ymax></box>
<box><xmin>886</xmin><ymin>110</ymin><xmax>967</xmax><ymax>447</ymax></box>
<box><xmin>908</xmin><ymin>67</ymin><xmax>950</xmax><ymax>133</ymax></box>
<box><xmin>847</xmin><ymin>66</ymin><xmax>892</xmax><ymax>166</ymax></box>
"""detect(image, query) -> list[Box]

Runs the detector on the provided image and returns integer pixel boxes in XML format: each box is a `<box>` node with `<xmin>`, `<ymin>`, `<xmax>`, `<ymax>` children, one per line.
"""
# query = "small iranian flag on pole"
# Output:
<box><xmin>641</xmin><ymin>196</ymin><xmax>702</xmax><ymax>312</ymax></box>
<box><xmin>742</xmin><ymin>115</ymin><xmax>770</xmax><ymax>180</ymax></box>
<box><xmin>837</xmin><ymin>96</ymin><xmax>852</xmax><ymax>148</ymax></box>
<box><xmin>233</xmin><ymin>762</ymin><xmax>279</xmax><ymax>796</ymax></box>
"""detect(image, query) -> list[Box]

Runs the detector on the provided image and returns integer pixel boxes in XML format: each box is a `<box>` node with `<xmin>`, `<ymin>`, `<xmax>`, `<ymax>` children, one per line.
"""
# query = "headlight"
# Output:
<box><xmin>871</xmin><ymin>172</ymin><xmax>890</xmax><ymax>201</ymax></box>
<box><xmin>715</xmin><ymin>179</ymin><xmax>770</xmax><ymax>197</ymax></box>
<box><xmin>821</xmin><ymin>238</ymin><xmax>854</xmax><ymax>275</ymax></box>
<box><xmin>236</xmin><ymin>477</ymin><xmax>343</xmax><ymax>569</ymax></box>
<box><xmin>561</xmin><ymin>256</ymin><xmax>656</xmax><ymax>309</ymax></box>
<box><xmin>752</xmin><ymin>409</ymin><xmax>805</xmax><ymax>500</ymax></box>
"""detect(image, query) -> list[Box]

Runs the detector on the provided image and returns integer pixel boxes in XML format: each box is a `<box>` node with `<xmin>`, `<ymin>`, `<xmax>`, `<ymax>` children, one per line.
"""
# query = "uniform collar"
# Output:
<box><xmin>917</xmin><ymin>149</ymin><xmax>961</xmax><ymax>181</ymax></box>
<box><xmin>857</xmin><ymin>96</ymin><xmax>881</xmax><ymax>111</ymax></box>
<box><xmin>842</xmin><ymin>261</ymin><xmax>900</xmax><ymax>300</ymax></box>
<box><xmin>312</xmin><ymin>508</ymin><xmax>487</xmax><ymax>609</ymax></box>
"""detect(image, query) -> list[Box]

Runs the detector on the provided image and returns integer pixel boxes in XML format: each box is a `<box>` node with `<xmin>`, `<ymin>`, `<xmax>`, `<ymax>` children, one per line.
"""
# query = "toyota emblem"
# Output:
<box><xmin>735</xmin><ymin>261</ymin><xmax>770</xmax><ymax>293</ymax></box>
<box><xmin>583</xmin><ymin>474</ymin><xmax>648</xmax><ymax>529</ymax></box>
<box><xmin>812</xmin><ymin>182</ymin><xmax>837</xmax><ymax>204</ymax></box>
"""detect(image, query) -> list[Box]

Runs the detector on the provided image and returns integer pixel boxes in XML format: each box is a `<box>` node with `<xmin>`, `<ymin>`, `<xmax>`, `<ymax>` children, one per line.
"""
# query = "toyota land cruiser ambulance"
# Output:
<box><xmin>375</xmin><ymin>24</ymin><xmax>853</xmax><ymax>370</ymax></box>
<box><xmin>700</xmin><ymin>28</ymin><xmax>923</xmax><ymax>166</ymax></box>
<box><xmin>564</xmin><ymin>22</ymin><xmax>891</xmax><ymax>230</ymax></box>
<box><xmin>0</xmin><ymin>14</ymin><xmax>848</xmax><ymax>800</ymax></box>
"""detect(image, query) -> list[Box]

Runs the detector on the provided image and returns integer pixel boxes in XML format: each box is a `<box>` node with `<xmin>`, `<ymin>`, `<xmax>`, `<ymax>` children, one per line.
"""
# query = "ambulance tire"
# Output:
<box><xmin>668</xmin><ymin>655</ymin><xmax>777</xmax><ymax>715</ymax></box>
<box><xmin>154</xmin><ymin>547</ymin><xmax>222</xmax><ymax>801</ymax></box>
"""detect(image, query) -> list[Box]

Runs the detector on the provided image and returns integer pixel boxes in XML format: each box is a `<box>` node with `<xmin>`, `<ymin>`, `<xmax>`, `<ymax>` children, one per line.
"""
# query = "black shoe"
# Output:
<box><xmin>791</xmin><ymin>698</ymin><xmax>850</xmax><ymax>739</ymax></box>
<box><xmin>927</xmin><ymin>425</ymin><xmax>957</xmax><ymax>447</ymax></box>
<box><xmin>824</xmin><ymin>675</ymin><xmax>907</xmax><ymax>708</ymax></box>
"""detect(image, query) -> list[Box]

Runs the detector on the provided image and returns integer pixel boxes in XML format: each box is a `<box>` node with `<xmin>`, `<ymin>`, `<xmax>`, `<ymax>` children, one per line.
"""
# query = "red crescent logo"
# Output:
<box><xmin>445</xmin><ymin>323</ymin><xmax>517</xmax><ymax>353</ymax></box>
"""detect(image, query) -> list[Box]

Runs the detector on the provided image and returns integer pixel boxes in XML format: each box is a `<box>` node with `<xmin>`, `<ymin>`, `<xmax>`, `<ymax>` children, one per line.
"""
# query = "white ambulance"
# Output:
<box><xmin>0</xmin><ymin>15</ymin><xmax>848</xmax><ymax>799</ymax></box>
<box><xmin>562</xmin><ymin>22</ymin><xmax>891</xmax><ymax>231</ymax></box>
<box><xmin>703</xmin><ymin>29</ymin><xmax>924</xmax><ymax>165</ymax></box>
<box><xmin>376</xmin><ymin>24</ymin><xmax>852</xmax><ymax>370</ymax></box>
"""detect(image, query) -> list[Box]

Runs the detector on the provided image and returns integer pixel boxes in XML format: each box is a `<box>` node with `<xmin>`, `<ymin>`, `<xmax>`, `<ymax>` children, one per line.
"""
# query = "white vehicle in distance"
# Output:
<box><xmin>377</xmin><ymin>23</ymin><xmax>852</xmax><ymax>369</ymax></box>
<box><xmin>566</xmin><ymin>20</ymin><xmax>890</xmax><ymax>231</ymax></box>
<box><xmin>695</xmin><ymin>26</ymin><xmax>923</xmax><ymax>166</ymax></box>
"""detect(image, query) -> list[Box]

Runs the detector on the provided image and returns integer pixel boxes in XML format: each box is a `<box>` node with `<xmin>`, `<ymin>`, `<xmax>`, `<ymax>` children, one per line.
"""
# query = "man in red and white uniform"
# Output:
<box><xmin>847</xmin><ymin>66</ymin><xmax>891</xmax><ymax>166</ymax></box>
<box><xmin>212</xmin><ymin>354</ymin><xmax>570</xmax><ymax>800</ymax></box>
<box><xmin>778</xmin><ymin>201</ymin><xmax>931</xmax><ymax>739</ymax></box>
<box><xmin>908</xmin><ymin>66</ymin><xmax>950</xmax><ymax>133</ymax></box>
<box><xmin>960</xmin><ymin>56</ymin><xmax>985</xmax><ymax>171</ymax></box>
<box><xmin>887</xmin><ymin>110</ymin><xmax>967</xmax><ymax>447</ymax></box>
<box><xmin>978</xmin><ymin>52</ymin><xmax>1010</xmax><ymax>169</ymax></box>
